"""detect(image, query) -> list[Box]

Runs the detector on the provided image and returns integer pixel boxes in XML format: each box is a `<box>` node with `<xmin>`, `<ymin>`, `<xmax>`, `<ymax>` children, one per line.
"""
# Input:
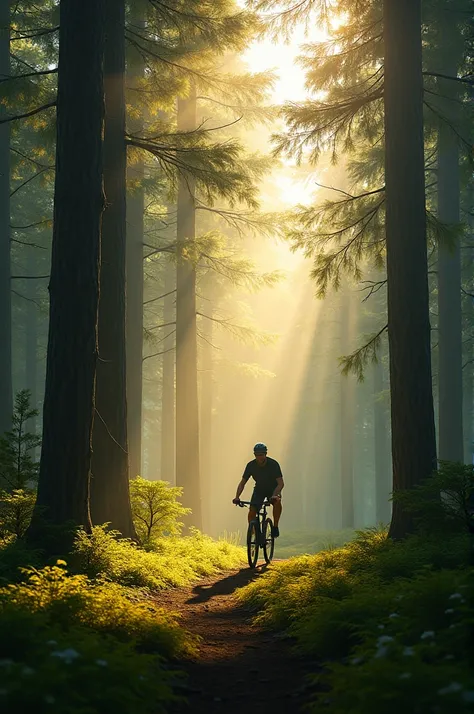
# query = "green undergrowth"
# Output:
<box><xmin>74</xmin><ymin>525</ymin><xmax>246</xmax><ymax>589</ymax></box>
<box><xmin>0</xmin><ymin>523</ymin><xmax>245</xmax><ymax>712</ymax></box>
<box><xmin>238</xmin><ymin>466</ymin><xmax>474</xmax><ymax>713</ymax></box>
<box><xmin>0</xmin><ymin>560</ymin><xmax>193</xmax><ymax>713</ymax></box>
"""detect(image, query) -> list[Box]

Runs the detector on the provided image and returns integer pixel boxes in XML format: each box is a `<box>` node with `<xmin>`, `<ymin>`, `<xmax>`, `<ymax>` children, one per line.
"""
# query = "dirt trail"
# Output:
<box><xmin>159</xmin><ymin>563</ymin><xmax>319</xmax><ymax>713</ymax></box>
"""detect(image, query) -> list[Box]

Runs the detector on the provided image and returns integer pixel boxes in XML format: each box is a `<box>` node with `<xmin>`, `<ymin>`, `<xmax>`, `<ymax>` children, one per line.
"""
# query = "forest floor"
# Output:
<box><xmin>158</xmin><ymin>562</ymin><xmax>319</xmax><ymax>713</ymax></box>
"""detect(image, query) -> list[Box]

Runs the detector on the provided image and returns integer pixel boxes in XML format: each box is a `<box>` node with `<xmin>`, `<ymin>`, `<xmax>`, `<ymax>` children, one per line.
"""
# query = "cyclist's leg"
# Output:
<box><xmin>249</xmin><ymin>488</ymin><xmax>264</xmax><ymax>523</ymax></box>
<box><xmin>272</xmin><ymin>495</ymin><xmax>282</xmax><ymax>526</ymax></box>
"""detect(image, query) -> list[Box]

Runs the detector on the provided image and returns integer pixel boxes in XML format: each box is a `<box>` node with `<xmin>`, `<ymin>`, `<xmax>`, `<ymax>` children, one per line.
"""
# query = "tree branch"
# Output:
<box><xmin>0</xmin><ymin>100</ymin><xmax>56</xmax><ymax>125</ymax></box>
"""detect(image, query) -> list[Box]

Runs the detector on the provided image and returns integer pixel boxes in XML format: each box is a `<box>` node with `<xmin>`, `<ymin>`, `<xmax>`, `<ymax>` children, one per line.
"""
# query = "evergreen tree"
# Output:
<box><xmin>0</xmin><ymin>2</ymin><xmax>12</xmax><ymax>435</ymax></box>
<box><xmin>90</xmin><ymin>0</ymin><xmax>137</xmax><ymax>539</ymax></box>
<box><xmin>383</xmin><ymin>0</ymin><xmax>437</xmax><ymax>539</ymax></box>
<box><xmin>28</xmin><ymin>0</ymin><xmax>106</xmax><ymax>546</ymax></box>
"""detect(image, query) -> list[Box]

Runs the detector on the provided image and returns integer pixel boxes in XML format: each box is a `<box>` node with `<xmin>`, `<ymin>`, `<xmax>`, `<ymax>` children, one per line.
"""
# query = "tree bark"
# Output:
<box><xmin>175</xmin><ymin>89</ymin><xmax>202</xmax><ymax>529</ymax></box>
<box><xmin>90</xmin><ymin>0</ymin><xmax>136</xmax><ymax>538</ymax></box>
<box><xmin>373</xmin><ymin>356</ymin><xmax>391</xmax><ymax>523</ymax></box>
<box><xmin>340</xmin><ymin>289</ymin><xmax>355</xmax><ymax>529</ymax></box>
<box><xmin>160</xmin><ymin>266</ymin><xmax>176</xmax><ymax>483</ymax></box>
<box><xmin>25</xmin><ymin>250</ymin><xmax>38</xmax><ymax>449</ymax></box>
<box><xmin>384</xmin><ymin>0</ymin><xmax>437</xmax><ymax>540</ymax></box>
<box><xmin>126</xmin><ymin>1</ymin><xmax>146</xmax><ymax>481</ymax></box>
<box><xmin>437</xmin><ymin>26</ymin><xmax>463</xmax><ymax>463</ymax></box>
<box><xmin>464</xmin><ymin>191</ymin><xmax>474</xmax><ymax>464</ymax></box>
<box><xmin>0</xmin><ymin>3</ymin><xmax>12</xmax><ymax>435</ymax></box>
<box><xmin>28</xmin><ymin>0</ymin><xmax>105</xmax><ymax>542</ymax></box>
<box><xmin>200</xmin><ymin>305</ymin><xmax>213</xmax><ymax>534</ymax></box>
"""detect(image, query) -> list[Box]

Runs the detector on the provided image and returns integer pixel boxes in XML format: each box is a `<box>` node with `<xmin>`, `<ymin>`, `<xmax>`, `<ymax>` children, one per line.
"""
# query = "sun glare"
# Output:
<box><xmin>242</xmin><ymin>24</ymin><xmax>328</xmax><ymax>104</ymax></box>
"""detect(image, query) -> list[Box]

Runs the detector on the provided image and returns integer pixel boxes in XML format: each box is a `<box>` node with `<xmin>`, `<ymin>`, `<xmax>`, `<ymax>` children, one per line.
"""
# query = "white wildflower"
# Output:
<box><xmin>46</xmin><ymin>640</ymin><xmax>57</xmax><ymax>646</ymax></box>
<box><xmin>51</xmin><ymin>648</ymin><xmax>80</xmax><ymax>664</ymax></box>
<box><xmin>374</xmin><ymin>646</ymin><xmax>389</xmax><ymax>659</ymax></box>
<box><xmin>420</xmin><ymin>631</ymin><xmax>435</xmax><ymax>640</ymax></box>
<box><xmin>438</xmin><ymin>682</ymin><xmax>463</xmax><ymax>695</ymax></box>
<box><xmin>449</xmin><ymin>593</ymin><xmax>462</xmax><ymax>600</ymax></box>
<box><xmin>0</xmin><ymin>660</ymin><xmax>13</xmax><ymax>667</ymax></box>
<box><xmin>21</xmin><ymin>666</ymin><xmax>34</xmax><ymax>676</ymax></box>
<box><xmin>444</xmin><ymin>609</ymin><xmax>454</xmax><ymax>615</ymax></box>
<box><xmin>399</xmin><ymin>673</ymin><xmax>411</xmax><ymax>680</ymax></box>
<box><xmin>96</xmin><ymin>659</ymin><xmax>108</xmax><ymax>667</ymax></box>
<box><xmin>377</xmin><ymin>635</ymin><xmax>394</xmax><ymax>646</ymax></box>
<box><xmin>389</xmin><ymin>613</ymin><xmax>400</xmax><ymax>619</ymax></box>
<box><xmin>403</xmin><ymin>647</ymin><xmax>415</xmax><ymax>656</ymax></box>
<box><xmin>351</xmin><ymin>657</ymin><xmax>363</xmax><ymax>665</ymax></box>
<box><xmin>377</xmin><ymin>624</ymin><xmax>385</xmax><ymax>630</ymax></box>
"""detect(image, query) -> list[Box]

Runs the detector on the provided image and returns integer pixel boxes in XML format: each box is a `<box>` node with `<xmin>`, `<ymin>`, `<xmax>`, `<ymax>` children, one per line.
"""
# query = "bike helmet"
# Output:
<box><xmin>253</xmin><ymin>442</ymin><xmax>268</xmax><ymax>454</ymax></box>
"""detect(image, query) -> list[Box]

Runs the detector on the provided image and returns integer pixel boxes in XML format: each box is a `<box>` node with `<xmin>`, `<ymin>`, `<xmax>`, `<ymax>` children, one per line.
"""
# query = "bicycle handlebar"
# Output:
<box><xmin>234</xmin><ymin>499</ymin><xmax>271</xmax><ymax>508</ymax></box>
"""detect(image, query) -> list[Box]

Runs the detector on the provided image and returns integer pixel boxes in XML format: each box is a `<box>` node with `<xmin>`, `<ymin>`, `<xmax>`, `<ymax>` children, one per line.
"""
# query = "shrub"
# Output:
<box><xmin>0</xmin><ymin>561</ymin><xmax>191</xmax><ymax>713</ymax></box>
<box><xmin>129</xmin><ymin>478</ymin><xmax>191</xmax><ymax>545</ymax></box>
<box><xmin>74</xmin><ymin>524</ymin><xmax>245</xmax><ymax>589</ymax></box>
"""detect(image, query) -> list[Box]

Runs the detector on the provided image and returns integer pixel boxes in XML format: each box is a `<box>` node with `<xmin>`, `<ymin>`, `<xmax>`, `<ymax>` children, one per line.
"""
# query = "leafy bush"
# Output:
<box><xmin>0</xmin><ymin>562</ymin><xmax>190</xmax><ymax>713</ymax></box>
<box><xmin>393</xmin><ymin>461</ymin><xmax>474</xmax><ymax>535</ymax></box>
<box><xmin>74</xmin><ymin>525</ymin><xmax>245</xmax><ymax>589</ymax></box>
<box><xmin>129</xmin><ymin>477</ymin><xmax>191</xmax><ymax>545</ymax></box>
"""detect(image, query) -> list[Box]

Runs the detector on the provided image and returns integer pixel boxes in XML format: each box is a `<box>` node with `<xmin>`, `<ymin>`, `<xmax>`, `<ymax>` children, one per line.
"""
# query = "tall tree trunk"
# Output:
<box><xmin>384</xmin><ymin>0</ymin><xmax>437</xmax><ymax>540</ymax></box>
<box><xmin>437</xmin><ymin>26</ymin><xmax>463</xmax><ymax>463</ymax></box>
<box><xmin>340</xmin><ymin>289</ymin><xmax>355</xmax><ymax>529</ymax></box>
<box><xmin>373</xmin><ymin>356</ymin><xmax>391</xmax><ymax>523</ymax></box>
<box><xmin>175</xmin><ymin>89</ymin><xmax>202</xmax><ymax>529</ymax></box>
<box><xmin>25</xmin><ymin>250</ymin><xmax>38</xmax><ymax>447</ymax></box>
<box><xmin>28</xmin><ymin>0</ymin><xmax>105</xmax><ymax>544</ymax></box>
<box><xmin>0</xmin><ymin>4</ymin><xmax>12</xmax><ymax>435</ymax></box>
<box><xmin>126</xmin><ymin>1</ymin><xmax>146</xmax><ymax>480</ymax></box>
<box><xmin>90</xmin><ymin>0</ymin><xmax>136</xmax><ymax>539</ymax></box>
<box><xmin>200</xmin><ymin>305</ymin><xmax>213</xmax><ymax>534</ymax></box>
<box><xmin>464</xmin><ymin>191</ymin><xmax>474</xmax><ymax>464</ymax></box>
<box><xmin>160</xmin><ymin>265</ymin><xmax>175</xmax><ymax>483</ymax></box>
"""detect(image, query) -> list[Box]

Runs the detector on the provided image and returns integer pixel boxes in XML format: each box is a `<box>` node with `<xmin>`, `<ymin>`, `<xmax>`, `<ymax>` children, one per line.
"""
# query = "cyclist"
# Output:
<box><xmin>232</xmin><ymin>443</ymin><xmax>284</xmax><ymax>537</ymax></box>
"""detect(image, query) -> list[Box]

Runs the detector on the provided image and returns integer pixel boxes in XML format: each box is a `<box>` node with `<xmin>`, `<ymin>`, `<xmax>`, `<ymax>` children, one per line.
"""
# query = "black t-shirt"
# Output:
<box><xmin>242</xmin><ymin>457</ymin><xmax>283</xmax><ymax>493</ymax></box>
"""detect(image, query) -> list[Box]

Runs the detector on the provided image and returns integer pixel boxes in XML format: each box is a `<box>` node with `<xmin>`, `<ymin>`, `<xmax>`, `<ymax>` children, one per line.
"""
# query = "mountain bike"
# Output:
<box><xmin>236</xmin><ymin>499</ymin><xmax>275</xmax><ymax>568</ymax></box>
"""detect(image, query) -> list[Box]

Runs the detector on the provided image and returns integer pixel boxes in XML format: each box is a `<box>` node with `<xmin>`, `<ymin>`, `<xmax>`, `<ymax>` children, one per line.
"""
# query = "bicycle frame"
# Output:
<box><xmin>236</xmin><ymin>499</ymin><xmax>271</xmax><ymax>539</ymax></box>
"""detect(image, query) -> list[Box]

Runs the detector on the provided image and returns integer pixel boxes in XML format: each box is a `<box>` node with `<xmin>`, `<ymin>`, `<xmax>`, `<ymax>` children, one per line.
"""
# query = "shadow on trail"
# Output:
<box><xmin>187</xmin><ymin>564</ymin><xmax>269</xmax><ymax>604</ymax></box>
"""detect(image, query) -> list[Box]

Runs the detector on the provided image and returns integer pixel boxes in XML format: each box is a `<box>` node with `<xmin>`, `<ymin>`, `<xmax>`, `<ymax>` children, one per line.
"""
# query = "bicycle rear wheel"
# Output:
<box><xmin>247</xmin><ymin>520</ymin><xmax>259</xmax><ymax>568</ymax></box>
<box><xmin>263</xmin><ymin>517</ymin><xmax>275</xmax><ymax>564</ymax></box>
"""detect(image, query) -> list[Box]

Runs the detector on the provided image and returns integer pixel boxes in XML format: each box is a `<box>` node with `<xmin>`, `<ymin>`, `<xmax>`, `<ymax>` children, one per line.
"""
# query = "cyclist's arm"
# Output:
<box><xmin>235</xmin><ymin>478</ymin><xmax>247</xmax><ymax>500</ymax></box>
<box><xmin>272</xmin><ymin>477</ymin><xmax>284</xmax><ymax>498</ymax></box>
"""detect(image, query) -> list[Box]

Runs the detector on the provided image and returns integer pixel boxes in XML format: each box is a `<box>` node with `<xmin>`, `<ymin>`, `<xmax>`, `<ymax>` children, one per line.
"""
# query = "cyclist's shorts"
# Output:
<box><xmin>250</xmin><ymin>487</ymin><xmax>281</xmax><ymax>510</ymax></box>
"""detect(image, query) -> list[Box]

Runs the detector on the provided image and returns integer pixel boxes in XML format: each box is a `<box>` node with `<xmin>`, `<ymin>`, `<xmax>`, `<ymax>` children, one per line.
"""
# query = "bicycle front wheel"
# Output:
<box><xmin>263</xmin><ymin>517</ymin><xmax>275</xmax><ymax>564</ymax></box>
<box><xmin>247</xmin><ymin>520</ymin><xmax>259</xmax><ymax>568</ymax></box>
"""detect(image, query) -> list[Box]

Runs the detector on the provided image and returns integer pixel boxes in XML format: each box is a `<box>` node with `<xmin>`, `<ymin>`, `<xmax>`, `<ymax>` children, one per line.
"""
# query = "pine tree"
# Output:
<box><xmin>432</xmin><ymin>4</ymin><xmax>467</xmax><ymax>463</ymax></box>
<box><xmin>90</xmin><ymin>0</ymin><xmax>136</xmax><ymax>539</ymax></box>
<box><xmin>126</xmin><ymin>0</ymin><xmax>147</xmax><ymax>482</ymax></box>
<box><xmin>28</xmin><ymin>0</ymin><xmax>106</xmax><ymax>546</ymax></box>
<box><xmin>175</xmin><ymin>88</ymin><xmax>202</xmax><ymax>528</ymax></box>
<box><xmin>383</xmin><ymin>0</ymin><xmax>437</xmax><ymax>539</ymax></box>
<box><xmin>0</xmin><ymin>2</ymin><xmax>12</xmax><ymax>436</ymax></box>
